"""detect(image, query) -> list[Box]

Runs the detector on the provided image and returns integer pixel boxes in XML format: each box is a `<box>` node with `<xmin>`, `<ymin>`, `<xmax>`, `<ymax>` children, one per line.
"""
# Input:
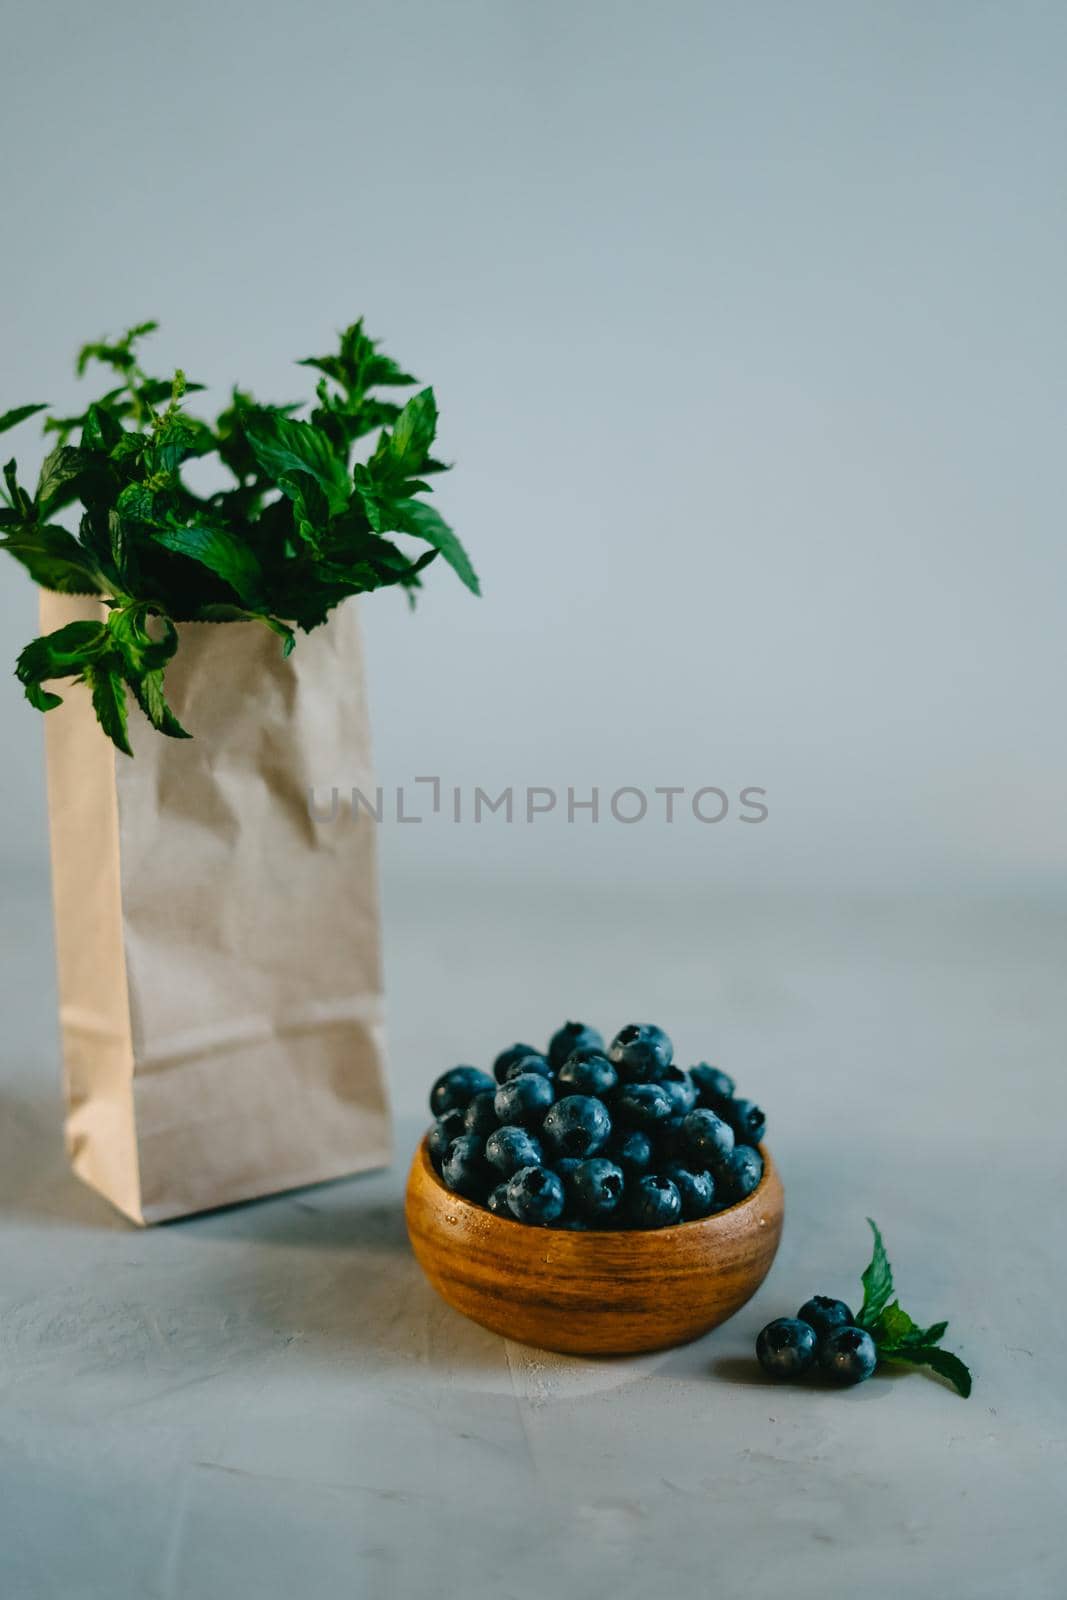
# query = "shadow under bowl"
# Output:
<box><xmin>405</xmin><ymin>1136</ymin><xmax>784</xmax><ymax>1355</ymax></box>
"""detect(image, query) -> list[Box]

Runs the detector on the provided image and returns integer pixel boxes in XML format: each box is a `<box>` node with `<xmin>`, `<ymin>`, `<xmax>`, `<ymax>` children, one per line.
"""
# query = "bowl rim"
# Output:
<box><xmin>411</xmin><ymin>1133</ymin><xmax>778</xmax><ymax>1243</ymax></box>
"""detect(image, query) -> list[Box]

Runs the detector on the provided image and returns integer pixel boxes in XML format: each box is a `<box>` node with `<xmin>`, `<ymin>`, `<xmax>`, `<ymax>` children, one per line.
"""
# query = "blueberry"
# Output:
<box><xmin>608</xmin><ymin>1024</ymin><xmax>673</xmax><ymax>1081</ymax></box>
<box><xmin>506</xmin><ymin>1164</ymin><xmax>566</xmax><ymax>1225</ymax></box>
<box><xmin>657</xmin><ymin>1065</ymin><xmax>697</xmax><ymax>1117</ymax></box>
<box><xmin>554</xmin><ymin>1156</ymin><xmax>582</xmax><ymax>1181</ymax></box>
<box><xmin>485</xmin><ymin>1125</ymin><xmax>544</xmax><ymax>1178</ymax></box>
<box><xmin>430</xmin><ymin>1065</ymin><xmax>495</xmax><ymax>1117</ymax></box>
<box><xmin>727</xmin><ymin>1097</ymin><xmax>767</xmax><ymax>1146</ymax></box>
<box><xmin>494</xmin><ymin>1072</ymin><xmax>555</xmax><ymax>1129</ymax></box>
<box><xmin>492</xmin><ymin>1043</ymin><xmax>541</xmax><ymax>1083</ymax></box>
<box><xmin>661</xmin><ymin>1163</ymin><xmax>716</xmax><ymax>1220</ymax></box>
<box><xmin>654</xmin><ymin>1115</ymin><xmax>689</xmax><ymax>1163</ymax></box>
<box><xmin>681</xmin><ymin>1108</ymin><xmax>735</xmax><ymax>1167</ymax></box>
<box><xmin>603</xmin><ymin>1128</ymin><xmax>653</xmax><ymax>1177</ymax></box>
<box><xmin>427</xmin><ymin>1108</ymin><xmax>467</xmax><ymax>1169</ymax></box>
<box><xmin>628</xmin><ymin>1173</ymin><xmax>683</xmax><ymax>1229</ymax></box>
<box><xmin>487</xmin><ymin>1181</ymin><xmax>515</xmax><ymax>1217</ymax></box>
<box><xmin>756</xmin><ymin>1317</ymin><xmax>819</xmax><ymax>1379</ymax></box>
<box><xmin>568</xmin><ymin>1158</ymin><xmax>625</xmax><ymax>1221</ymax></box>
<box><xmin>558</xmin><ymin>1217</ymin><xmax>591</xmax><ymax>1230</ymax></box>
<box><xmin>717</xmin><ymin>1143</ymin><xmax>763</xmax><ymax>1202</ymax></box>
<box><xmin>689</xmin><ymin>1063</ymin><xmax>735</xmax><ymax>1110</ymax></box>
<box><xmin>615</xmin><ymin>1082</ymin><xmax>673</xmax><ymax>1128</ymax></box>
<box><xmin>464</xmin><ymin>1090</ymin><xmax>499</xmax><ymax>1138</ymax></box>
<box><xmin>557</xmin><ymin>1049</ymin><xmax>619</xmax><ymax>1098</ymax></box>
<box><xmin>548</xmin><ymin>1021</ymin><xmax>605</xmax><ymax>1071</ymax></box>
<box><xmin>441</xmin><ymin>1134</ymin><xmax>491</xmax><ymax>1200</ymax></box>
<box><xmin>797</xmin><ymin>1296</ymin><xmax>855</xmax><ymax>1340</ymax></box>
<box><xmin>819</xmin><ymin>1325</ymin><xmax>878</xmax><ymax>1385</ymax></box>
<box><xmin>502</xmin><ymin>1052</ymin><xmax>553</xmax><ymax>1082</ymax></box>
<box><xmin>542</xmin><ymin>1095</ymin><xmax>612</xmax><ymax>1159</ymax></box>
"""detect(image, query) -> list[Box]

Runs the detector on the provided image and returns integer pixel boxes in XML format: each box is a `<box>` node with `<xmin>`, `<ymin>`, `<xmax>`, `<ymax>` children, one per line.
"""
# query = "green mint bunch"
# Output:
<box><xmin>0</xmin><ymin>320</ymin><xmax>479</xmax><ymax>753</ymax></box>
<box><xmin>857</xmin><ymin>1219</ymin><xmax>972</xmax><ymax>1397</ymax></box>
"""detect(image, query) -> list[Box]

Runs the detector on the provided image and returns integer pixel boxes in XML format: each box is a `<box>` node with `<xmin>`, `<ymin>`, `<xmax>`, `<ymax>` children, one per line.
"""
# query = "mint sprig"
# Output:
<box><xmin>1</xmin><ymin>320</ymin><xmax>480</xmax><ymax>751</ymax></box>
<box><xmin>857</xmin><ymin>1219</ymin><xmax>972</xmax><ymax>1398</ymax></box>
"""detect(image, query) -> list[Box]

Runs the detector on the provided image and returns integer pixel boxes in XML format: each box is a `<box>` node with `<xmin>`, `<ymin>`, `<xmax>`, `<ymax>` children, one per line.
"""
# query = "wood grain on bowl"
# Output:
<box><xmin>405</xmin><ymin>1137</ymin><xmax>784</xmax><ymax>1355</ymax></box>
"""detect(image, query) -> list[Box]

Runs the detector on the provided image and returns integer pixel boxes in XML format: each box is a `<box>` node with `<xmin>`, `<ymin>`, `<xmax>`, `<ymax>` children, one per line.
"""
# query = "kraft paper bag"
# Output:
<box><xmin>39</xmin><ymin>591</ymin><xmax>391</xmax><ymax>1224</ymax></box>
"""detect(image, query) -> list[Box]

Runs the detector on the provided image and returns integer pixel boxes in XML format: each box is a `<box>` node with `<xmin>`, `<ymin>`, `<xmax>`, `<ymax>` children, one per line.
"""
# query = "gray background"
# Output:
<box><xmin>1</xmin><ymin>3</ymin><xmax>1065</xmax><ymax>1597</ymax></box>
<box><xmin>2</xmin><ymin>0</ymin><xmax>1065</xmax><ymax>895</ymax></box>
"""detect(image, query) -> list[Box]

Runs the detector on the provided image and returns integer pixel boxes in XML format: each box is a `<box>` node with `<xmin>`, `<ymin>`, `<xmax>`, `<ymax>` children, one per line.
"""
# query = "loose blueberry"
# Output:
<box><xmin>502</xmin><ymin>1052</ymin><xmax>553</xmax><ymax>1082</ymax></box>
<box><xmin>494</xmin><ymin>1071</ymin><xmax>555</xmax><ymax>1129</ymax></box>
<box><xmin>689</xmin><ymin>1063</ymin><xmax>735</xmax><ymax>1110</ymax></box>
<box><xmin>427</xmin><ymin>1108</ymin><xmax>467</xmax><ymax>1169</ymax></box>
<box><xmin>485</xmin><ymin>1125</ymin><xmax>544</xmax><ymax>1178</ymax></box>
<box><xmin>727</xmin><ymin>1097</ymin><xmax>766</xmax><ymax>1146</ymax></box>
<box><xmin>819</xmin><ymin>1325</ymin><xmax>878</xmax><ymax>1385</ymax></box>
<box><xmin>608</xmin><ymin>1023</ymin><xmax>673</xmax><ymax>1081</ymax></box>
<box><xmin>603</xmin><ymin>1128</ymin><xmax>653</xmax><ymax>1177</ymax></box>
<box><xmin>681</xmin><ymin>1108</ymin><xmax>736</xmax><ymax>1167</ymax></box>
<box><xmin>547</xmin><ymin>1021</ymin><xmax>605</xmax><ymax>1071</ymax></box>
<box><xmin>661</xmin><ymin>1163</ymin><xmax>716</xmax><ymax>1220</ymax></box>
<box><xmin>657</xmin><ymin>1065</ymin><xmax>698</xmax><ymax>1117</ymax></box>
<box><xmin>717</xmin><ymin>1143</ymin><xmax>764</xmax><ymax>1202</ymax></box>
<box><xmin>492</xmin><ymin>1043</ymin><xmax>541</xmax><ymax>1083</ymax></box>
<box><xmin>542</xmin><ymin>1095</ymin><xmax>612</xmax><ymax>1159</ymax></box>
<box><xmin>440</xmin><ymin>1134</ymin><xmax>491</xmax><ymax>1200</ymax></box>
<box><xmin>430</xmin><ymin>1065</ymin><xmax>496</xmax><ymax>1118</ymax></box>
<box><xmin>756</xmin><ymin>1317</ymin><xmax>819</xmax><ymax>1379</ymax></box>
<box><xmin>796</xmin><ymin>1296</ymin><xmax>855</xmax><ymax>1340</ymax></box>
<box><xmin>487</xmin><ymin>1181</ymin><xmax>515</xmax><ymax>1217</ymax></box>
<box><xmin>614</xmin><ymin>1081</ymin><xmax>673</xmax><ymax>1128</ymax></box>
<box><xmin>464</xmin><ymin>1090</ymin><xmax>499</xmax><ymax>1137</ymax></box>
<box><xmin>628</xmin><ymin>1173</ymin><xmax>683</xmax><ymax>1229</ymax></box>
<box><xmin>506</xmin><ymin>1164</ymin><xmax>566</xmax><ymax>1225</ymax></box>
<box><xmin>557</xmin><ymin>1049</ymin><xmax>619</xmax><ymax>1098</ymax></box>
<box><xmin>568</xmin><ymin>1158</ymin><xmax>626</xmax><ymax>1220</ymax></box>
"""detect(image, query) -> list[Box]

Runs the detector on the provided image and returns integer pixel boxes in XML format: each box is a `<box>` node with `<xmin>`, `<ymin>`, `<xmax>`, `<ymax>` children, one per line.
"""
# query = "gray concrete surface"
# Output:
<box><xmin>2</xmin><ymin>868</ymin><xmax>1065</xmax><ymax>1599</ymax></box>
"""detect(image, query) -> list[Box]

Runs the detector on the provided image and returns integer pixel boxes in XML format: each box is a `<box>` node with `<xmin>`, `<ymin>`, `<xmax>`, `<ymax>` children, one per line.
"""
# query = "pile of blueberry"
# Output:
<box><xmin>756</xmin><ymin>1300</ymin><xmax>878</xmax><ymax>1387</ymax></box>
<box><xmin>425</xmin><ymin>1021</ymin><xmax>768</xmax><ymax>1229</ymax></box>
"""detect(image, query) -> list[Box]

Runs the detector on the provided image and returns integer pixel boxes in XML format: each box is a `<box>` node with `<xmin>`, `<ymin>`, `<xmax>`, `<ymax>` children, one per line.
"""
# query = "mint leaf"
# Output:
<box><xmin>856</xmin><ymin>1219</ymin><xmax>972</xmax><ymax>1397</ymax></box>
<box><xmin>858</xmin><ymin>1217</ymin><xmax>894</xmax><ymax>1327</ymax></box>
<box><xmin>36</xmin><ymin>444</ymin><xmax>89</xmax><ymax>514</ymax></box>
<box><xmin>869</xmin><ymin>1299</ymin><xmax>917</xmax><ymax>1345</ymax></box>
<box><xmin>15</xmin><ymin>619</ymin><xmax>110</xmax><ymax>714</ymax></box>
<box><xmin>3</xmin><ymin>459</ymin><xmax>33</xmax><ymax>519</ymax></box>
<box><xmin>389</xmin><ymin>387</ymin><xmax>438</xmax><ymax>475</ymax></box>
<box><xmin>1</xmin><ymin>525</ymin><xmax>103</xmax><ymax>595</ymax></box>
<box><xmin>151</xmin><ymin>523</ymin><xmax>267</xmax><ymax>608</ymax></box>
<box><xmin>282</xmin><ymin>475</ymin><xmax>332</xmax><ymax>552</ymax></box>
<box><xmin>392</xmin><ymin>497</ymin><xmax>481</xmax><ymax>595</ymax></box>
<box><xmin>16</xmin><ymin>619</ymin><xmax>110</xmax><ymax>676</ymax></box>
<box><xmin>0</xmin><ymin>403</ymin><xmax>48</xmax><ymax>436</ymax></box>
<box><xmin>243</xmin><ymin>412</ymin><xmax>350</xmax><ymax>514</ymax></box>
<box><xmin>127</xmin><ymin>667</ymin><xmax>190</xmax><ymax>740</ymax></box>
<box><xmin>870</xmin><ymin>1301</ymin><xmax>950</xmax><ymax>1349</ymax></box>
<box><xmin>85</xmin><ymin>661</ymin><xmax>133</xmax><ymax>756</ymax></box>
<box><xmin>880</xmin><ymin>1345</ymin><xmax>972</xmax><ymax>1399</ymax></box>
<box><xmin>82</xmin><ymin>402</ymin><xmax>126</xmax><ymax>454</ymax></box>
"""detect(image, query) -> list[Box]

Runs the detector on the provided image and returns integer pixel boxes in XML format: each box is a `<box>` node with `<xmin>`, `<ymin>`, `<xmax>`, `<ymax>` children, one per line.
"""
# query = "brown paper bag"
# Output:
<box><xmin>39</xmin><ymin>591</ymin><xmax>391</xmax><ymax>1224</ymax></box>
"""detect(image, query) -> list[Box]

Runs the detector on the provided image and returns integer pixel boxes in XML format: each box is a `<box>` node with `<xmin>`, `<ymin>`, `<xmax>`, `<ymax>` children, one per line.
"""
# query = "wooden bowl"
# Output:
<box><xmin>405</xmin><ymin>1137</ymin><xmax>784</xmax><ymax>1356</ymax></box>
